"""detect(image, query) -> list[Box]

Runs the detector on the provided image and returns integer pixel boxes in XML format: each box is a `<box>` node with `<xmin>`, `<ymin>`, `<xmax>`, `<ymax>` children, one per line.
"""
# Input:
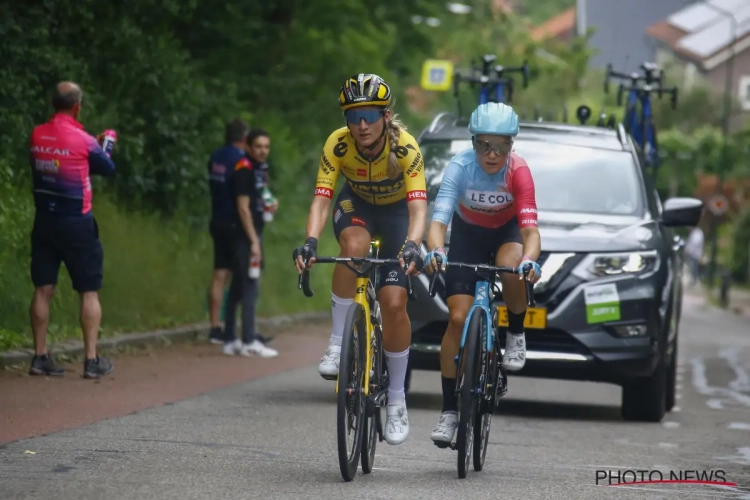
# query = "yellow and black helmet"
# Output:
<box><xmin>339</xmin><ymin>74</ymin><xmax>392</xmax><ymax>111</ymax></box>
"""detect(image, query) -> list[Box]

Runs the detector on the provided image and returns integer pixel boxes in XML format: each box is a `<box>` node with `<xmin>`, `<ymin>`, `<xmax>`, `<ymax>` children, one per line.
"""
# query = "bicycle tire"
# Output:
<box><xmin>456</xmin><ymin>308</ymin><xmax>482</xmax><ymax>479</ymax></box>
<box><xmin>473</xmin><ymin>311</ymin><xmax>492</xmax><ymax>471</ymax></box>
<box><xmin>337</xmin><ymin>303</ymin><xmax>367</xmax><ymax>482</ymax></box>
<box><xmin>361</xmin><ymin>306</ymin><xmax>385</xmax><ymax>474</ymax></box>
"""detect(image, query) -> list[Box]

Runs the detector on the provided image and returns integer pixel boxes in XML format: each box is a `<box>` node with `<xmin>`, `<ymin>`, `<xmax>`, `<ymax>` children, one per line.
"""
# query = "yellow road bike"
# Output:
<box><xmin>298</xmin><ymin>239</ymin><xmax>415</xmax><ymax>482</ymax></box>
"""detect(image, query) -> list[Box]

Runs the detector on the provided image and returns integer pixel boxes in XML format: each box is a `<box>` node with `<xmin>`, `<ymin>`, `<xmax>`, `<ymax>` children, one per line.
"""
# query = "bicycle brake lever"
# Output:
<box><xmin>522</xmin><ymin>264</ymin><xmax>536</xmax><ymax>308</ymax></box>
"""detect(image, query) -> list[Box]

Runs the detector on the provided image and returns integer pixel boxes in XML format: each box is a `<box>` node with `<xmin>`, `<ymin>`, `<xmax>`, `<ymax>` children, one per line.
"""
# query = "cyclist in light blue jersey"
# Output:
<box><xmin>423</xmin><ymin>102</ymin><xmax>542</xmax><ymax>445</ymax></box>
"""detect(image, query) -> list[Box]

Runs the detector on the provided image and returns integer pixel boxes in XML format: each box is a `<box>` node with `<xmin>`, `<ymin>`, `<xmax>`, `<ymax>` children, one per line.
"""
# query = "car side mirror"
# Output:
<box><xmin>662</xmin><ymin>197</ymin><xmax>704</xmax><ymax>227</ymax></box>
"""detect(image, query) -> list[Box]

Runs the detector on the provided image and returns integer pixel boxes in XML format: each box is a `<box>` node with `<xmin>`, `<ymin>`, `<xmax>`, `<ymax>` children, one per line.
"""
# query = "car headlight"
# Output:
<box><xmin>572</xmin><ymin>250</ymin><xmax>660</xmax><ymax>281</ymax></box>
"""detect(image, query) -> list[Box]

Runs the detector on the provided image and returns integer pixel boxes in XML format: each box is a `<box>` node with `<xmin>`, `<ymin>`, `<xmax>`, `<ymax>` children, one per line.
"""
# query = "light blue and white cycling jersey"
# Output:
<box><xmin>432</xmin><ymin>148</ymin><xmax>538</xmax><ymax>230</ymax></box>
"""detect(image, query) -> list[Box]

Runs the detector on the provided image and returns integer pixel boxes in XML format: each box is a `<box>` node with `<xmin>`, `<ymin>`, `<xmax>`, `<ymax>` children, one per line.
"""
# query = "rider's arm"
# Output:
<box><xmin>426</xmin><ymin>161</ymin><xmax>464</xmax><ymax>250</ymax></box>
<box><xmin>234</xmin><ymin>158</ymin><xmax>261</xmax><ymax>245</ymax></box>
<box><xmin>305</xmin><ymin>133</ymin><xmax>342</xmax><ymax>239</ymax></box>
<box><xmin>512</xmin><ymin>163</ymin><xmax>541</xmax><ymax>261</ymax></box>
<box><xmin>402</xmin><ymin>140</ymin><xmax>429</xmax><ymax>242</ymax></box>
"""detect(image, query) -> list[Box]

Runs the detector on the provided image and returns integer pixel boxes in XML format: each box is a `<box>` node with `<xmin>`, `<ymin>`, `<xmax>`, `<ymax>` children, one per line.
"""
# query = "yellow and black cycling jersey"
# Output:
<box><xmin>313</xmin><ymin>126</ymin><xmax>427</xmax><ymax>206</ymax></box>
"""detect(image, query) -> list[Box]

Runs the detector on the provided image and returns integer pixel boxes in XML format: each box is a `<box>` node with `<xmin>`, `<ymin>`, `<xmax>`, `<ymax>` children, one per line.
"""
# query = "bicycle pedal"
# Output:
<box><xmin>320</xmin><ymin>373</ymin><xmax>337</xmax><ymax>381</ymax></box>
<box><xmin>433</xmin><ymin>440</ymin><xmax>451</xmax><ymax>450</ymax></box>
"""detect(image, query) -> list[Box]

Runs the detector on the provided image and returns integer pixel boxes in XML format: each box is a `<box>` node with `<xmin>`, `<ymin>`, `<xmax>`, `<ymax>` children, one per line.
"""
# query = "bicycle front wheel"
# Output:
<box><xmin>360</xmin><ymin>315</ymin><xmax>384</xmax><ymax>474</ymax></box>
<box><xmin>337</xmin><ymin>303</ymin><xmax>367</xmax><ymax>482</ymax></box>
<box><xmin>473</xmin><ymin>311</ymin><xmax>492</xmax><ymax>472</ymax></box>
<box><xmin>456</xmin><ymin>308</ymin><xmax>482</xmax><ymax>479</ymax></box>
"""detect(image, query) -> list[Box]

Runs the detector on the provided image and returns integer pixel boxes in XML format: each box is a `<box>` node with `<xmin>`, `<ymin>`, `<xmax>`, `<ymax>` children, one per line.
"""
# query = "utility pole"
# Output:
<box><xmin>704</xmin><ymin>1</ymin><xmax>736</xmax><ymax>288</ymax></box>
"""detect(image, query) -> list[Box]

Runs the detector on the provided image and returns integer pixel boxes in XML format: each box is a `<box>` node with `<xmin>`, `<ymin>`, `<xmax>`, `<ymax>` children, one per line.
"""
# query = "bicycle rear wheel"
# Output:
<box><xmin>473</xmin><ymin>311</ymin><xmax>492</xmax><ymax>471</ymax></box>
<box><xmin>361</xmin><ymin>310</ymin><xmax>385</xmax><ymax>473</ymax></box>
<box><xmin>337</xmin><ymin>303</ymin><xmax>367</xmax><ymax>482</ymax></box>
<box><xmin>456</xmin><ymin>308</ymin><xmax>482</xmax><ymax>479</ymax></box>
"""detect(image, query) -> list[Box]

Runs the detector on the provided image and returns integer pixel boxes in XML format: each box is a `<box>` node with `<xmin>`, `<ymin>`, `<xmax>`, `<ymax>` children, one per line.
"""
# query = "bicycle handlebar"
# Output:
<box><xmin>427</xmin><ymin>262</ymin><xmax>536</xmax><ymax>308</ymax></box>
<box><xmin>617</xmin><ymin>83</ymin><xmax>678</xmax><ymax>109</ymax></box>
<box><xmin>297</xmin><ymin>256</ymin><xmax>416</xmax><ymax>301</ymax></box>
<box><xmin>605</xmin><ymin>62</ymin><xmax>664</xmax><ymax>94</ymax></box>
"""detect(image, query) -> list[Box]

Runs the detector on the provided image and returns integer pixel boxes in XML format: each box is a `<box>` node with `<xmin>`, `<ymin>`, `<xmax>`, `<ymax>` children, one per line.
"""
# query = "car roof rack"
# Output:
<box><xmin>426</xmin><ymin>112</ymin><xmax>458</xmax><ymax>134</ymax></box>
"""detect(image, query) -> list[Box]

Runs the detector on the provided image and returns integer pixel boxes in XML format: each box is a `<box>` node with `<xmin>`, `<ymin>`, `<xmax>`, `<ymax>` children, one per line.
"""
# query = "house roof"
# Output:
<box><xmin>647</xmin><ymin>0</ymin><xmax>750</xmax><ymax>69</ymax></box>
<box><xmin>530</xmin><ymin>6</ymin><xmax>576</xmax><ymax>42</ymax></box>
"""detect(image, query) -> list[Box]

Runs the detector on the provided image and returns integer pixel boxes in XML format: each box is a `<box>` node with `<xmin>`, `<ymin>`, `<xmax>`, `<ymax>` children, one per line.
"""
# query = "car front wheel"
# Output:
<box><xmin>621</xmin><ymin>353</ymin><xmax>667</xmax><ymax>422</ymax></box>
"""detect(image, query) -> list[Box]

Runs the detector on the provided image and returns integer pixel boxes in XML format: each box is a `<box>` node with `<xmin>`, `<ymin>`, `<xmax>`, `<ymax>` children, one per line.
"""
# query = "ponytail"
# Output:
<box><xmin>386</xmin><ymin>112</ymin><xmax>407</xmax><ymax>180</ymax></box>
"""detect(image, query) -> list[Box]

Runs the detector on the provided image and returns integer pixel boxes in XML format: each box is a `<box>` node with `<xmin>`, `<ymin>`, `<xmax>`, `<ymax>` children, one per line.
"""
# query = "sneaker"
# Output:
<box><xmin>29</xmin><ymin>354</ymin><xmax>65</xmax><ymax>377</ymax></box>
<box><xmin>240</xmin><ymin>340</ymin><xmax>278</xmax><ymax>358</ymax></box>
<box><xmin>384</xmin><ymin>402</ymin><xmax>409</xmax><ymax>445</ymax></box>
<box><xmin>430</xmin><ymin>411</ymin><xmax>458</xmax><ymax>444</ymax></box>
<box><xmin>208</xmin><ymin>327</ymin><xmax>224</xmax><ymax>345</ymax></box>
<box><xmin>503</xmin><ymin>332</ymin><xmax>526</xmax><ymax>371</ymax></box>
<box><xmin>318</xmin><ymin>345</ymin><xmax>340</xmax><ymax>379</ymax></box>
<box><xmin>83</xmin><ymin>356</ymin><xmax>114</xmax><ymax>379</ymax></box>
<box><xmin>223</xmin><ymin>339</ymin><xmax>242</xmax><ymax>356</ymax></box>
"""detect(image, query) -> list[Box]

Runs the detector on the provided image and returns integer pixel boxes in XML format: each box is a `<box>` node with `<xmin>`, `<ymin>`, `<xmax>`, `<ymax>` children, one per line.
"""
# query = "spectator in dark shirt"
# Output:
<box><xmin>244</xmin><ymin>128</ymin><xmax>278</xmax><ymax>342</ymax></box>
<box><xmin>207</xmin><ymin>121</ymin><xmax>248</xmax><ymax>344</ymax></box>
<box><xmin>27</xmin><ymin>81</ymin><xmax>116</xmax><ymax>379</ymax></box>
<box><xmin>207</xmin><ymin>120</ymin><xmax>277</xmax><ymax>357</ymax></box>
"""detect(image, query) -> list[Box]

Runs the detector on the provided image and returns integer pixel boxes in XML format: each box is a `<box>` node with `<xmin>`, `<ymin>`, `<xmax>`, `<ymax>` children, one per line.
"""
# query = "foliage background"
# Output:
<box><xmin>1</xmin><ymin>0</ymin><xmax>748</xmax><ymax>350</ymax></box>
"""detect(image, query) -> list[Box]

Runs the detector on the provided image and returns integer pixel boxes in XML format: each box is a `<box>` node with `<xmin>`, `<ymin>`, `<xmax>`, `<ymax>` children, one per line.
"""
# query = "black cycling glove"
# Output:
<box><xmin>398</xmin><ymin>239</ymin><xmax>424</xmax><ymax>271</ymax></box>
<box><xmin>292</xmin><ymin>237</ymin><xmax>318</xmax><ymax>264</ymax></box>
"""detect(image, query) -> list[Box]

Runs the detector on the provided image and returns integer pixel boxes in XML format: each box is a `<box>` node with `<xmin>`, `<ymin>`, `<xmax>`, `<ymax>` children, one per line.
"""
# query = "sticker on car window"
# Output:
<box><xmin>583</xmin><ymin>283</ymin><xmax>621</xmax><ymax>323</ymax></box>
<box><xmin>450</xmin><ymin>140</ymin><xmax>472</xmax><ymax>153</ymax></box>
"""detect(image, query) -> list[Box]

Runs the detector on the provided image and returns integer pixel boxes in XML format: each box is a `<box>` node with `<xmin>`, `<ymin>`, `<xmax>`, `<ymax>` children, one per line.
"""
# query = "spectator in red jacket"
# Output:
<box><xmin>28</xmin><ymin>81</ymin><xmax>116</xmax><ymax>379</ymax></box>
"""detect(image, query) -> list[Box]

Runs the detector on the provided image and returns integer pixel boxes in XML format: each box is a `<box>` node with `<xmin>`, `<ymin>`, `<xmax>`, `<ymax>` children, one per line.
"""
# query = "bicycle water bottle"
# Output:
<box><xmin>101</xmin><ymin>129</ymin><xmax>117</xmax><ymax>158</ymax></box>
<box><xmin>248</xmin><ymin>258</ymin><xmax>261</xmax><ymax>279</ymax></box>
<box><xmin>261</xmin><ymin>187</ymin><xmax>276</xmax><ymax>223</ymax></box>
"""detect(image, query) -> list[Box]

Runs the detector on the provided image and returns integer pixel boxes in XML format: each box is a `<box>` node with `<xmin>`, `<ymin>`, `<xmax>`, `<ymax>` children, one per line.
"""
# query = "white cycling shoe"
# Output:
<box><xmin>430</xmin><ymin>411</ymin><xmax>458</xmax><ymax>444</ymax></box>
<box><xmin>318</xmin><ymin>344</ymin><xmax>340</xmax><ymax>379</ymax></box>
<box><xmin>503</xmin><ymin>332</ymin><xmax>527</xmax><ymax>371</ymax></box>
<box><xmin>384</xmin><ymin>402</ymin><xmax>409</xmax><ymax>445</ymax></box>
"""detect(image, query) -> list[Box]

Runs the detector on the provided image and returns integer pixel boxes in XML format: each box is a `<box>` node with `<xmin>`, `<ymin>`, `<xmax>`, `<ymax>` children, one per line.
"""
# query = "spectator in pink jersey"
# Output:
<box><xmin>28</xmin><ymin>81</ymin><xmax>116</xmax><ymax>379</ymax></box>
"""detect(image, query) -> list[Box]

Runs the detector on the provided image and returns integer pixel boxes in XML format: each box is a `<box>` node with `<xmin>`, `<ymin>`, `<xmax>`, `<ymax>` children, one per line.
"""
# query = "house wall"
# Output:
<box><xmin>582</xmin><ymin>0</ymin><xmax>697</xmax><ymax>72</ymax></box>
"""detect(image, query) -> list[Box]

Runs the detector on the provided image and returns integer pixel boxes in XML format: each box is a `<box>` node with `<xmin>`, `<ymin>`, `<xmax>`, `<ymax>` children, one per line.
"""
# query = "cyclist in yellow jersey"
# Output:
<box><xmin>294</xmin><ymin>74</ymin><xmax>428</xmax><ymax>446</ymax></box>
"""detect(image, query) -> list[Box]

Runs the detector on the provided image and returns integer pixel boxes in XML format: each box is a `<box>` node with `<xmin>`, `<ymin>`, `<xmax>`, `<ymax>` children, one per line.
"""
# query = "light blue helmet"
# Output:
<box><xmin>468</xmin><ymin>102</ymin><xmax>519</xmax><ymax>137</ymax></box>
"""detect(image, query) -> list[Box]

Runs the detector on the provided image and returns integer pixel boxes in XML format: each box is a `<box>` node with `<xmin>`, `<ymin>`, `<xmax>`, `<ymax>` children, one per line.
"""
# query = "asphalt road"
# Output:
<box><xmin>2</xmin><ymin>290</ymin><xmax>750</xmax><ymax>500</ymax></box>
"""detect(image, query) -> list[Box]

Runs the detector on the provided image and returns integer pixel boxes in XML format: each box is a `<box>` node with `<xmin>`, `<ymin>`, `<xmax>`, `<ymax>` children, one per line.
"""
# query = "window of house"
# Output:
<box><xmin>739</xmin><ymin>75</ymin><xmax>750</xmax><ymax>111</ymax></box>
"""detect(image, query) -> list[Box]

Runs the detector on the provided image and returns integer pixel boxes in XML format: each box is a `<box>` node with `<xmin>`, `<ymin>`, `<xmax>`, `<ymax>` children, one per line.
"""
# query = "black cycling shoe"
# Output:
<box><xmin>29</xmin><ymin>354</ymin><xmax>65</xmax><ymax>377</ymax></box>
<box><xmin>83</xmin><ymin>356</ymin><xmax>114</xmax><ymax>379</ymax></box>
<box><xmin>208</xmin><ymin>327</ymin><xmax>224</xmax><ymax>344</ymax></box>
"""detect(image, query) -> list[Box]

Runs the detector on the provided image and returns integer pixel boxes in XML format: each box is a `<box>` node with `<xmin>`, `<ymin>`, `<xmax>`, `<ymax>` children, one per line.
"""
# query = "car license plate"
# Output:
<box><xmin>497</xmin><ymin>306</ymin><xmax>547</xmax><ymax>329</ymax></box>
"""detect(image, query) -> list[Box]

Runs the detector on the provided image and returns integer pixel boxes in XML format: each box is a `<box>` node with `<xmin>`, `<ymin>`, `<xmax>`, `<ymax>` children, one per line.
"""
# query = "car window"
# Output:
<box><xmin>421</xmin><ymin>138</ymin><xmax>644</xmax><ymax>216</ymax></box>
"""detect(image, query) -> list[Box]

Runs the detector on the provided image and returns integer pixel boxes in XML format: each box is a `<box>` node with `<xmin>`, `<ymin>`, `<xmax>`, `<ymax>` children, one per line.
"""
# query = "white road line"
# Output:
<box><xmin>690</xmin><ymin>356</ymin><xmax>750</xmax><ymax>409</ymax></box>
<box><xmin>658</xmin><ymin>442</ymin><xmax>678</xmax><ymax>448</ymax></box>
<box><xmin>663</xmin><ymin>421</ymin><xmax>681</xmax><ymax>429</ymax></box>
<box><xmin>728</xmin><ymin>422</ymin><xmax>750</xmax><ymax>431</ymax></box>
<box><xmin>672</xmin><ymin>406</ymin><xmax>681</xmax><ymax>412</ymax></box>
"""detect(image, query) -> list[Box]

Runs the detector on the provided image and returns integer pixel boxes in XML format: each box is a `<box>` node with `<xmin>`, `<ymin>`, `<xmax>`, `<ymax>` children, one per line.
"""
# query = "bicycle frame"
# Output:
<box><xmin>297</xmin><ymin>240</ymin><xmax>415</xmax><ymax>398</ymax></box>
<box><xmin>459</xmin><ymin>281</ymin><xmax>495</xmax><ymax>367</ymax></box>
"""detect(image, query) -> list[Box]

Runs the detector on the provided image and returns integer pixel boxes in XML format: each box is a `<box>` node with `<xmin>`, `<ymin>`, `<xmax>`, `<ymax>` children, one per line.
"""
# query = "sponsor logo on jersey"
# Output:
<box><xmin>351</xmin><ymin>216</ymin><xmax>366</xmax><ymax>226</ymax></box>
<box><xmin>320</xmin><ymin>153</ymin><xmax>334</xmax><ymax>174</ymax></box>
<box><xmin>31</xmin><ymin>146</ymin><xmax>70</xmax><ymax>156</ymax></box>
<box><xmin>406</xmin><ymin>152</ymin><xmax>423</xmax><ymax>178</ymax></box>
<box><xmin>357</xmin><ymin>168</ymin><xmax>367</xmax><ymax>177</ymax></box>
<box><xmin>519</xmin><ymin>207</ymin><xmax>537</xmax><ymax>214</ymax></box>
<box><xmin>467</xmin><ymin>190</ymin><xmax>514</xmax><ymax>206</ymax></box>
<box><xmin>314</xmin><ymin>187</ymin><xmax>333</xmax><ymax>198</ymax></box>
<box><xmin>34</xmin><ymin>158</ymin><xmax>60</xmax><ymax>173</ymax></box>
<box><xmin>407</xmin><ymin>190</ymin><xmax>427</xmax><ymax>201</ymax></box>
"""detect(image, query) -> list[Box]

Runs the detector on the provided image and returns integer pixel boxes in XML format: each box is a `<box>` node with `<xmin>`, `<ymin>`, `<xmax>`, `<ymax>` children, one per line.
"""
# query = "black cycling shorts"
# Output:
<box><xmin>31</xmin><ymin>213</ymin><xmax>104</xmax><ymax>293</ymax></box>
<box><xmin>331</xmin><ymin>185</ymin><xmax>409</xmax><ymax>290</ymax></box>
<box><xmin>210</xmin><ymin>220</ymin><xmax>235</xmax><ymax>270</ymax></box>
<box><xmin>445</xmin><ymin>212</ymin><xmax>522</xmax><ymax>298</ymax></box>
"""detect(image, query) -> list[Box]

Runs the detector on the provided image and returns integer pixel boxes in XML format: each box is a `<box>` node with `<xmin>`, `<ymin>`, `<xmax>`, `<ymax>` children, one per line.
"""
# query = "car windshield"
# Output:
<box><xmin>421</xmin><ymin>138</ymin><xmax>643</xmax><ymax>216</ymax></box>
